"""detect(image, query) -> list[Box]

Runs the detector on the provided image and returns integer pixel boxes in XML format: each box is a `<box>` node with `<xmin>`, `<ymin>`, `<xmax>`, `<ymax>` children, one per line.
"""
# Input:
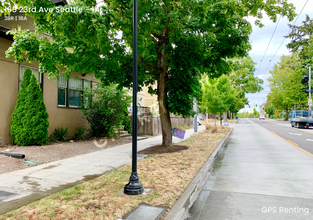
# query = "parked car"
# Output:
<box><xmin>259</xmin><ymin>115</ymin><xmax>265</xmax><ymax>120</ymax></box>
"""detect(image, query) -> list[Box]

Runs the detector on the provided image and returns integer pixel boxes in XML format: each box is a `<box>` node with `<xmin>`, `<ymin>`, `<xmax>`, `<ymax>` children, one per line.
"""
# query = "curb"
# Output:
<box><xmin>164</xmin><ymin>128</ymin><xmax>234</xmax><ymax>220</ymax></box>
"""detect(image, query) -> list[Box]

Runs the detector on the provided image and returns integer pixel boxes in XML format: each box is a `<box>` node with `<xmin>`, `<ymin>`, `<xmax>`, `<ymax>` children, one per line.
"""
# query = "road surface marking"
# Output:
<box><xmin>297</xmin><ymin>129</ymin><xmax>313</xmax><ymax>135</ymax></box>
<box><xmin>263</xmin><ymin>128</ymin><xmax>313</xmax><ymax>158</ymax></box>
<box><xmin>306</xmin><ymin>139</ymin><xmax>313</xmax><ymax>142</ymax></box>
<box><xmin>288</xmin><ymin>132</ymin><xmax>302</xmax><ymax>136</ymax></box>
<box><xmin>287</xmin><ymin>140</ymin><xmax>299</xmax><ymax>146</ymax></box>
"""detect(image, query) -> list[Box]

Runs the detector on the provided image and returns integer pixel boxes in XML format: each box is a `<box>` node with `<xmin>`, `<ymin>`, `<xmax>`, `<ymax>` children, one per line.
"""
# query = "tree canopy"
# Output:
<box><xmin>5</xmin><ymin>0</ymin><xmax>296</xmax><ymax>146</ymax></box>
<box><xmin>287</xmin><ymin>15</ymin><xmax>313</xmax><ymax>62</ymax></box>
<box><xmin>267</xmin><ymin>53</ymin><xmax>307</xmax><ymax>120</ymax></box>
<box><xmin>200</xmin><ymin>74</ymin><xmax>237</xmax><ymax>123</ymax></box>
<box><xmin>227</xmin><ymin>56</ymin><xmax>263</xmax><ymax>113</ymax></box>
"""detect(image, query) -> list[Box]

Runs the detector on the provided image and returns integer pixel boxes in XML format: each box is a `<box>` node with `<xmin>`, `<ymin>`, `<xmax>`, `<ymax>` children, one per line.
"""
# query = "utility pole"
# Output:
<box><xmin>309</xmin><ymin>66</ymin><xmax>311</xmax><ymax>99</ymax></box>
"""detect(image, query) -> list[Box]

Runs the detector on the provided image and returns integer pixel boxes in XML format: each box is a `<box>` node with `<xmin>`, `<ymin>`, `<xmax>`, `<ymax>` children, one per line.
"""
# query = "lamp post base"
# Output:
<box><xmin>124</xmin><ymin>172</ymin><xmax>144</xmax><ymax>195</ymax></box>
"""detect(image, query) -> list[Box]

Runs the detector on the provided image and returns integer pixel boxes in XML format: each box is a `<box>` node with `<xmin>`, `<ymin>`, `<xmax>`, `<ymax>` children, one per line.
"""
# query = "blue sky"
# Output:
<box><xmin>243</xmin><ymin>0</ymin><xmax>313</xmax><ymax>111</ymax></box>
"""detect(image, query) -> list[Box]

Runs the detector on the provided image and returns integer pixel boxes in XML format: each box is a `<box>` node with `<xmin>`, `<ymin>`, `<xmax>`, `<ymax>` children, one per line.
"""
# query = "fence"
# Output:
<box><xmin>130</xmin><ymin>115</ymin><xmax>194</xmax><ymax>135</ymax></box>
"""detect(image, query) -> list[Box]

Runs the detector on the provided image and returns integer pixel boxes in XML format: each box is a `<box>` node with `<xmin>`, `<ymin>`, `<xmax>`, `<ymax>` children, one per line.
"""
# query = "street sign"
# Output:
<box><xmin>308</xmin><ymin>99</ymin><xmax>312</xmax><ymax>106</ymax></box>
<box><xmin>275</xmin><ymin>110</ymin><xmax>279</xmax><ymax>114</ymax></box>
<box><xmin>172</xmin><ymin>128</ymin><xmax>186</xmax><ymax>139</ymax></box>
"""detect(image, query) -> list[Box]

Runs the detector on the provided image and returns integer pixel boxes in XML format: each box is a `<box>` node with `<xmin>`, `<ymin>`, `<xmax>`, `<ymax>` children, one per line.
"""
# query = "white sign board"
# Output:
<box><xmin>308</xmin><ymin>99</ymin><xmax>312</xmax><ymax>106</ymax></box>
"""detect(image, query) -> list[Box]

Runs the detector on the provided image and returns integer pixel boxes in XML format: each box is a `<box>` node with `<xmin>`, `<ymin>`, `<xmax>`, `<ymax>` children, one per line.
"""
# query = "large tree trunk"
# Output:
<box><xmin>158</xmin><ymin>70</ymin><xmax>172</xmax><ymax>147</ymax></box>
<box><xmin>155</xmin><ymin>21</ymin><xmax>172</xmax><ymax>147</ymax></box>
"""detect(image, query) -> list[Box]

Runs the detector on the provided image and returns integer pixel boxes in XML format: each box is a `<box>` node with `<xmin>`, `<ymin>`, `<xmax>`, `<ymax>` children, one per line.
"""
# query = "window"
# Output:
<box><xmin>69</xmin><ymin>77</ymin><xmax>82</xmax><ymax>107</ymax></box>
<box><xmin>19</xmin><ymin>65</ymin><xmax>42</xmax><ymax>91</ymax></box>
<box><xmin>58</xmin><ymin>75</ymin><xmax>92</xmax><ymax>108</ymax></box>
<box><xmin>58</xmin><ymin>75</ymin><xmax>67</xmax><ymax>107</ymax></box>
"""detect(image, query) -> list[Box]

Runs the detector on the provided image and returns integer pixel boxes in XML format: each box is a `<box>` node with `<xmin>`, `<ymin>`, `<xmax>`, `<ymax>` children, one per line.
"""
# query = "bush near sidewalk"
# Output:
<box><xmin>81</xmin><ymin>83</ymin><xmax>131</xmax><ymax>138</ymax></box>
<box><xmin>0</xmin><ymin>128</ymin><xmax>231</xmax><ymax>220</ymax></box>
<box><xmin>10</xmin><ymin>68</ymin><xmax>32</xmax><ymax>144</ymax></box>
<box><xmin>10</xmin><ymin>70</ymin><xmax>49</xmax><ymax>146</ymax></box>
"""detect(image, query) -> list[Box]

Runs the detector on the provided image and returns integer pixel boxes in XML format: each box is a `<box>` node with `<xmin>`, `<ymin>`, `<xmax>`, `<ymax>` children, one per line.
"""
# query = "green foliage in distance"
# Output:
<box><xmin>237</xmin><ymin>111</ymin><xmax>249</xmax><ymax>118</ymax></box>
<box><xmin>228</xmin><ymin>56</ymin><xmax>263</xmax><ymax>94</ymax></box>
<box><xmin>227</xmin><ymin>56</ymin><xmax>263</xmax><ymax>114</ymax></box>
<box><xmin>286</xmin><ymin>15</ymin><xmax>313</xmax><ymax>62</ymax></box>
<box><xmin>267</xmin><ymin>53</ymin><xmax>307</xmax><ymax>120</ymax></box>
<box><xmin>200</xmin><ymin>75</ymin><xmax>236</xmax><ymax>124</ymax></box>
<box><xmin>16</xmin><ymin>74</ymin><xmax>49</xmax><ymax>145</ymax></box>
<box><xmin>81</xmin><ymin>84</ymin><xmax>131</xmax><ymax>138</ymax></box>
<box><xmin>10</xmin><ymin>68</ymin><xmax>32</xmax><ymax>144</ymax></box>
<box><xmin>252</xmin><ymin>108</ymin><xmax>259</xmax><ymax>118</ymax></box>
<box><xmin>5</xmin><ymin>0</ymin><xmax>296</xmax><ymax>146</ymax></box>
<box><xmin>264</xmin><ymin>105</ymin><xmax>275</xmax><ymax>118</ymax></box>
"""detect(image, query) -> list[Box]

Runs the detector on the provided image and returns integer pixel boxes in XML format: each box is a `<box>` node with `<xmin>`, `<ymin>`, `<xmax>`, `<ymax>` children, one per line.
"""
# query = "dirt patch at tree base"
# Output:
<box><xmin>138</xmin><ymin>145</ymin><xmax>188</xmax><ymax>154</ymax></box>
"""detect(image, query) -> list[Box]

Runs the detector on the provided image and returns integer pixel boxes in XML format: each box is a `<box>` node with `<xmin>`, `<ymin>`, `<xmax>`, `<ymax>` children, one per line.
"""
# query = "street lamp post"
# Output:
<box><xmin>124</xmin><ymin>0</ymin><xmax>144</xmax><ymax>195</ymax></box>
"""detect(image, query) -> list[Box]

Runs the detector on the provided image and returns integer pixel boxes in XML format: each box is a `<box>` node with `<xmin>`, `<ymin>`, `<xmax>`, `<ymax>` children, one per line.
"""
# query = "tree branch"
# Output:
<box><xmin>137</xmin><ymin>54</ymin><xmax>159</xmax><ymax>71</ymax></box>
<box><xmin>150</xmin><ymin>34</ymin><xmax>158</xmax><ymax>44</ymax></box>
<box><xmin>145</xmin><ymin>72</ymin><xmax>158</xmax><ymax>76</ymax></box>
<box><xmin>162</xmin><ymin>0</ymin><xmax>170</xmax><ymax>13</ymax></box>
<box><xmin>151</xmin><ymin>32</ymin><xmax>162</xmax><ymax>40</ymax></box>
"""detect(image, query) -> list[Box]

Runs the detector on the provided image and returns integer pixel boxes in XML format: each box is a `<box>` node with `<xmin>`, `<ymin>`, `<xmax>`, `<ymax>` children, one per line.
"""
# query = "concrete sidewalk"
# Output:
<box><xmin>0</xmin><ymin>126</ymin><xmax>205</xmax><ymax>215</ymax></box>
<box><xmin>188</xmin><ymin>118</ymin><xmax>313</xmax><ymax>220</ymax></box>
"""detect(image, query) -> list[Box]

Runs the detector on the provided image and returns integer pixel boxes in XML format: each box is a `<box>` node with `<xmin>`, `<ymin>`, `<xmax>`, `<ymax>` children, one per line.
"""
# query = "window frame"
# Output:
<box><xmin>57</xmin><ymin>75</ymin><xmax>92</xmax><ymax>109</ymax></box>
<box><xmin>18</xmin><ymin>64</ymin><xmax>43</xmax><ymax>92</ymax></box>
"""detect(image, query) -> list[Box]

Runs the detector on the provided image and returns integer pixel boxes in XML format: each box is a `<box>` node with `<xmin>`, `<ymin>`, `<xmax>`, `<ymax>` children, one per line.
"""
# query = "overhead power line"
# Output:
<box><xmin>264</xmin><ymin>0</ymin><xmax>309</xmax><ymax>76</ymax></box>
<box><xmin>255</xmin><ymin>15</ymin><xmax>282</xmax><ymax>77</ymax></box>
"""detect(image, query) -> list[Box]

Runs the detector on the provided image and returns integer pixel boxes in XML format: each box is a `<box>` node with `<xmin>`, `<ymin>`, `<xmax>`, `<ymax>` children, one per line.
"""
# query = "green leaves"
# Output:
<box><xmin>81</xmin><ymin>84</ymin><xmax>131</xmax><ymax>138</ymax></box>
<box><xmin>10</xmin><ymin>69</ymin><xmax>32</xmax><ymax>144</ymax></box>
<box><xmin>10</xmin><ymin>69</ymin><xmax>49</xmax><ymax>146</ymax></box>
<box><xmin>287</xmin><ymin>15</ymin><xmax>313</xmax><ymax>63</ymax></box>
<box><xmin>5</xmin><ymin>0</ymin><xmax>296</xmax><ymax>145</ymax></box>
<box><xmin>200</xmin><ymin>75</ymin><xmax>237</xmax><ymax>116</ymax></box>
<box><xmin>267</xmin><ymin>53</ymin><xmax>307</xmax><ymax>115</ymax></box>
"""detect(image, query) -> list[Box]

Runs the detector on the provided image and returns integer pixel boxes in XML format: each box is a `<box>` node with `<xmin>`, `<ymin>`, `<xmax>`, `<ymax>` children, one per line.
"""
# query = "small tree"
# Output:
<box><xmin>81</xmin><ymin>84</ymin><xmax>131</xmax><ymax>138</ymax></box>
<box><xmin>16</xmin><ymin>75</ymin><xmax>49</xmax><ymax>146</ymax></box>
<box><xmin>252</xmin><ymin>108</ymin><xmax>259</xmax><ymax>118</ymax></box>
<box><xmin>265</xmin><ymin>105</ymin><xmax>275</xmax><ymax>118</ymax></box>
<box><xmin>10</xmin><ymin>68</ymin><xmax>32</xmax><ymax>144</ymax></box>
<box><xmin>200</xmin><ymin>75</ymin><xmax>236</xmax><ymax>125</ymax></box>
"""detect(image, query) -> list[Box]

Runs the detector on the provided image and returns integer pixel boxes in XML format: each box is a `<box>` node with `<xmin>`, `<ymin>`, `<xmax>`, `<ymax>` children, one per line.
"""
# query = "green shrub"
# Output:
<box><xmin>11</xmin><ymin>71</ymin><xmax>49</xmax><ymax>146</ymax></box>
<box><xmin>122</xmin><ymin>109</ymin><xmax>132</xmax><ymax>133</ymax></box>
<box><xmin>10</xmin><ymin>69</ymin><xmax>32</xmax><ymax>144</ymax></box>
<box><xmin>50</xmin><ymin>127</ymin><xmax>69</xmax><ymax>142</ymax></box>
<box><xmin>81</xmin><ymin>84</ymin><xmax>131</xmax><ymax>137</ymax></box>
<box><xmin>74</xmin><ymin>127</ymin><xmax>86</xmax><ymax>140</ymax></box>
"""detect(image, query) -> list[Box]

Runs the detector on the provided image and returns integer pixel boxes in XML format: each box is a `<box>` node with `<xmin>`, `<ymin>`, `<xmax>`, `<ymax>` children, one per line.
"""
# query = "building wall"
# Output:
<box><xmin>143</xmin><ymin>83</ymin><xmax>159</xmax><ymax>115</ymax></box>
<box><xmin>0</xmin><ymin>37</ymin><xmax>96</xmax><ymax>146</ymax></box>
<box><xmin>43</xmin><ymin>72</ymin><xmax>93</xmax><ymax>138</ymax></box>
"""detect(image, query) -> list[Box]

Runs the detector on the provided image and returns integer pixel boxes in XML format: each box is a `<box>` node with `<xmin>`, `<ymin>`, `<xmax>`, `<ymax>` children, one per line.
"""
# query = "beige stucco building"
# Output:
<box><xmin>0</xmin><ymin>8</ymin><xmax>98</xmax><ymax>146</ymax></box>
<box><xmin>143</xmin><ymin>83</ymin><xmax>159</xmax><ymax>115</ymax></box>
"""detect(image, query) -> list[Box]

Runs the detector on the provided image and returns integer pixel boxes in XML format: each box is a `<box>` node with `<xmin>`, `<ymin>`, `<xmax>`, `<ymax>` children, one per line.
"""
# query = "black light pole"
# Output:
<box><xmin>124</xmin><ymin>0</ymin><xmax>144</xmax><ymax>195</ymax></box>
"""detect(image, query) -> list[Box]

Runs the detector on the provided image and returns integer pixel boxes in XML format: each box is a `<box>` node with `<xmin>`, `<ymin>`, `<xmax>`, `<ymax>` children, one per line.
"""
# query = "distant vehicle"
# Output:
<box><xmin>290</xmin><ymin>105</ymin><xmax>313</xmax><ymax>128</ymax></box>
<box><xmin>259</xmin><ymin>115</ymin><xmax>265</xmax><ymax>120</ymax></box>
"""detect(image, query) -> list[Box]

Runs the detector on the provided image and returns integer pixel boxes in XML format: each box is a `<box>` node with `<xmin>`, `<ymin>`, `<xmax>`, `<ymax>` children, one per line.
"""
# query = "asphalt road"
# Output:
<box><xmin>188</xmin><ymin>118</ymin><xmax>313</xmax><ymax>220</ymax></box>
<box><xmin>250</xmin><ymin>118</ymin><xmax>313</xmax><ymax>155</ymax></box>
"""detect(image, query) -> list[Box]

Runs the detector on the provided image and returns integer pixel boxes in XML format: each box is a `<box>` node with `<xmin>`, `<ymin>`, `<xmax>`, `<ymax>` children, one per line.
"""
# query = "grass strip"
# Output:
<box><xmin>0</xmin><ymin>127</ymin><xmax>231</xmax><ymax>220</ymax></box>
